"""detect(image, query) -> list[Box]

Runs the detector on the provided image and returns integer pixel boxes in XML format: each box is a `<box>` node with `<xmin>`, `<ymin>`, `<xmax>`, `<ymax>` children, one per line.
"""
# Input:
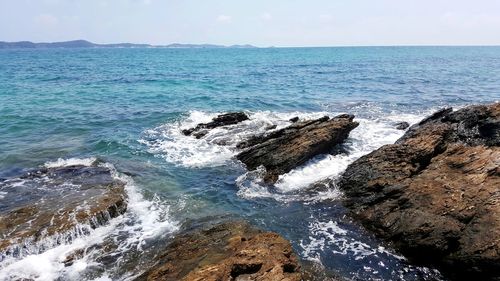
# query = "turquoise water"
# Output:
<box><xmin>0</xmin><ymin>47</ymin><xmax>499</xmax><ymax>280</ymax></box>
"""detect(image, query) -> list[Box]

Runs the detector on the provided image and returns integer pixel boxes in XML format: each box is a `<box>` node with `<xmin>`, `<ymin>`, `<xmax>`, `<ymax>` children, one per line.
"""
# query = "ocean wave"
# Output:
<box><xmin>140</xmin><ymin>109</ymin><xmax>432</xmax><ymax>203</ymax></box>
<box><xmin>300</xmin><ymin>219</ymin><xmax>404</xmax><ymax>262</ymax></box>
<box><xmin>274</xmin><ymin>116</ymin><xmax>408</xmax><ymax>190</ymax></box>
<box><xmin>139</xmin><ymin>111</ymin><xmax>234</xmax><ymax>167</ymax></box>
<box><xmin>44</xmin><ymin>157</ymin><xmax>98</xmax><ymax>168</ymax></box>
<box><xmin>139</xmin><ymin>110</ymin><xmax>329</xmax><ymax>168</ymax></box>
<box><xmin>0</xmin><ymin>159</ymin><xmax>178</xmax><ymax>281</ymax></box>
<box><xmin>236</xmin><ymin>113</ymin><xmax>426</xmax><ymax>202</ymax></box>
<box><xmin>299</xmin><ymin>217</ymin><xmax>444</xmax><ymax>280</ymax></box>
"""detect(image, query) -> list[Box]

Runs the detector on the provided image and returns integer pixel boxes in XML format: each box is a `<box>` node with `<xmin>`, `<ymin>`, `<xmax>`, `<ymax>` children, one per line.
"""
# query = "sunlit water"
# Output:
<box><xmin>1</xmin><ymin>47</ymin><xmax>499</xmax><ymax>280</ymax></box>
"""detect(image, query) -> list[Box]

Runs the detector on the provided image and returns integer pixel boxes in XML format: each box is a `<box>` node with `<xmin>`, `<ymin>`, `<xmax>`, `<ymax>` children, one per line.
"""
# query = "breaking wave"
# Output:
<box><xmin>0</xmin><ymin>158</ymin><xmax>178</xmax><ymax>281</ymax></box>
<box><xmin>299</xmin><ymin>218</ymin><xmax>444</xmax><ymax>280</ymax></box>
<box><xmin>141</xmin><ymin>110</ymin><xmax>431</xmax><ymax>203</ymax></box>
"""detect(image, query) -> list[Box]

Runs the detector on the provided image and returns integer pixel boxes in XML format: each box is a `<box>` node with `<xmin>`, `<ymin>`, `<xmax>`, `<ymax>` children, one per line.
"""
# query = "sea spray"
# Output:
<box><xmin>0</xmin><ymin>159</ymin><xmax>178</xmax><ymax>281</ymax></box>
<box><xmin>141</xmin><ymin>110</ymin><xmax>431</xmax><ymax>203</ymax></box>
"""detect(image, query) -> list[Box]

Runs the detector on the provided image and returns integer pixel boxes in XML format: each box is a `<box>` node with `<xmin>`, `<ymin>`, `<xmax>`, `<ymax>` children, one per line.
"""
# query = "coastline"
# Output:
<box><xmin>1</xmin><ymin>46</ymin><xmax>499</xmax><ymax>280</ymax></box>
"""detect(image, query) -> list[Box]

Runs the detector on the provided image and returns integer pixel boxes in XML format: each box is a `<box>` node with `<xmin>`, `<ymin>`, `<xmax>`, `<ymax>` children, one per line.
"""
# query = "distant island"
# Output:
<box><xmin>0</xmin><ymin>40</ymin><xmax>258</xmax><ymax>49</ymax></box>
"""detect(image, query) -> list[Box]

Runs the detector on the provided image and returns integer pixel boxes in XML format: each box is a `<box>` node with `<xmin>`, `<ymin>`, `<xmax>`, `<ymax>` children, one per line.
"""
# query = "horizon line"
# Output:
<box><xmin>1</xmin><ymin>39</ymin><xmax>500</xmax><ymax>49</ymax></box>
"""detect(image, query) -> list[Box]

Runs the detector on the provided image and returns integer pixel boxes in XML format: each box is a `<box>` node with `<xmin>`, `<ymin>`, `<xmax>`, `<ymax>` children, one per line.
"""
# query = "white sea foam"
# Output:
<box><xmin>0</xmin><ymin>222</ymin><xmax>118</xmax><ymax>281</ymax></box>
<box><xmin>142</xmin><ymin>109</ymin><xmax>430</xmax><ymax>202</ymax></box>
<box><xmin>274</xmin><ymin>117</ymin><xmax>407</xmax><ymax>191</ymax></box>
<box><xmin>300</xmin><ymin>217</ymin><xmax>444</xmax><ymax>280</ymax></box>
<box><xmin>0</xmin><ymin>159</ymin><xmax>178</xmax><ymax>281</ymax></box>
<box><xmin>237</xmin><ymin>112</ymin><xmax>425</xmax><ymax>201</ymax></box>
<box><xmin>299</xmin><ymin>219</ymin><xmax>405</xmax><ymax>262</ymax></box>
<box><xmin>44</xmin><ymin>157</ymin><xmax>98</xmax><ymax>168</ymax></box>
<box><xmin>139</xmin><ymin>111</ymin><xmax>233</xmax><ymax>167</ymax></box>
<box><xmin>139</xmin><ymin>110</ymin><xmax>330</xmax><ymax>168</ymax></box>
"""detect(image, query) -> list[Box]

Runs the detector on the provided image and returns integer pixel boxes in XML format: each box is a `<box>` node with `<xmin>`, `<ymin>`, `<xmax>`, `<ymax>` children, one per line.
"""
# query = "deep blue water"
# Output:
<box><xmin>0</xmin><ymin>47</ymin><xmax>499</xmax><ymax>280</ymax></box>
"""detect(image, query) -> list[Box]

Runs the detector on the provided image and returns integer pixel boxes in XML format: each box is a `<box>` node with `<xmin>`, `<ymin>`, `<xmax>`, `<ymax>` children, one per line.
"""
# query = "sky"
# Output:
<box><xmin>1</xmin><ymin>0</ymin><xmax>500</xmax><ymax>47</ymax></box>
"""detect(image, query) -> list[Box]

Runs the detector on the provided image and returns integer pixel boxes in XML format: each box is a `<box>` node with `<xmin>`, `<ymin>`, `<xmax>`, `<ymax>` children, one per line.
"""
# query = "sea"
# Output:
<box><xmin>0</xmin><ymin>46</ymin><xmax>499</xmax><ymax>280</ymax></box>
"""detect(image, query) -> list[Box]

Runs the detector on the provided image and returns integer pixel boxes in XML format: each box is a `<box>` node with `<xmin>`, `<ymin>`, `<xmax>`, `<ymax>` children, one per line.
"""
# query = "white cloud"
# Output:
<box><xmin>34</xmin><ymin>14</ymin><xmax>59</xmax><ymax>27</ymax></box>
<box><xmin>319</xmin><ymin>14</ymin><xmax>333</xmax><ymax>22</ymax></box>
<box><xmin>216</xmin><ymin>15</ymin><xmax>232</xmax><ymax>24</ymax></box>
<box><xmin>261</xmin><ymin>12</ymin><xmax>272</xmax><ymax>21</ymax></box>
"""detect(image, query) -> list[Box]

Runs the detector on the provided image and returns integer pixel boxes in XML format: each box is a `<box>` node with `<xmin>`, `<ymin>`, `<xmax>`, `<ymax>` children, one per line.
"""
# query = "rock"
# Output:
<box><xmin>264</xmin><ymin>124</ymin><xmax>277</xmax><ymax>131</ymax></box>
<box><xmin>289</xmin><ymin>117</ymin><xmax>299</xmax><ymax>123</ymax></box>
<box><xmin>0</xmin><ymin>163</ymin><xmax>127</xmax><ymax>258</ymax></box>
<box><xmin>236</xmin><ymin>115</ymin><xmax>359</xmax><ymax>183</ymax></box>
<box><xmin>182</xmin><ymin>112</ymin><xmax>249</xmax><ymax>138</ymax></box>
<box><xmin>395</xmin><ymin>121</ymin><xmax>410</xmax><ymax>130</ymax></box>
<box><xmin>337</xmin><ymin>103</ymin><xmax>500</xmax><ymax>280</ymax></box>
<box><xmin>136</xmin><ymin>220</ymin><xmax>302</xmax><ymax>281</ymax></box>
<box><xmin>63</xmin><ymin>248</ymin><xmax>85</xmax><ymax>267</ymax></box>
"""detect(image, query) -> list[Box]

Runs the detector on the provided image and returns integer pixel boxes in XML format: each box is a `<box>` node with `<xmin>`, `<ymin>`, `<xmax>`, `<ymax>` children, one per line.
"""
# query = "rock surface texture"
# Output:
<box><xmin>136</xmin><ymin>220</ymin><xmax>303</xmax><ymax>281</ymax></box>
<box><xmin>182</xmin><ymin>112</ymin><xmax>249</xmax><ymax>138</ymax></box>
<box><xmin>338</xmin><ymin>103</ymin><xmax>500</xmax><ymax>280</ymax></box>
<box><xmin>395</xmin><ymin>121</ymin><xmax>410</xmax><ymax>130</ymax></box>
<box><xmin>0</xmin><ymin>163</ymin><xmax>127</xmax><ymax>258</ymax></box>
<box><xmin>236</xmin><ymin>115</ymin><xmax>359</xmax><ymax>183</ymax></box>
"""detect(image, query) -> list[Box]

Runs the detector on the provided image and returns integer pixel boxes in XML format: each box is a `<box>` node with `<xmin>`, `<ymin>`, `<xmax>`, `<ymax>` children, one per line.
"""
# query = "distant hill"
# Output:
<box><xmin>0</xmin><ymin>40</ymin><xmax>258</xmax><ymax>49</ymax></box>
<box><xmin>165</xmin><ymin>43</ymin><xmax>225</xmax><ymax>48</ymax></box>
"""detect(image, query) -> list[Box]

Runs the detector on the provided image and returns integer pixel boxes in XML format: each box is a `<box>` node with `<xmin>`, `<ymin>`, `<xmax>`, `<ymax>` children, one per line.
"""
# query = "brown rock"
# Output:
<box><xmin>0</xmin><ymin>163</ymin><xmax>127</xmax><ymax>258</ymax></box>
<box><xmin>136</xmin><ymin>221</ymin><xmax>302</xmax><ymax>281</ymax></box>
<box><xmin>182</xmin><ymin>112</ymin><xmax>249</xmax><ymax>138</ymax></box>
<box><xmin>337</xmin><ymin>103</ymin><xmax>500</xmax><ymax>280</ymax></box>
<box><xmin>236</xmin><ymin>115</ymin><xmax>359</xmax><ymax>183</ymax></box>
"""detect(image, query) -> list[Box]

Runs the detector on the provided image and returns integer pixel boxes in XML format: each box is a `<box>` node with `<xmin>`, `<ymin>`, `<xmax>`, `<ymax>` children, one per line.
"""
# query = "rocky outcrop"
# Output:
<box><xmin>337</xmin><ymin>103</ymin><xmax>500</xmax><ymax>280</ymax></box>
<box><xmin>182</xmin><ymin>112</ymin><xmax>249</xmax><ymax>138</ymax></box>
<box><xmin>395</xmin><ymin>121</ymin><xmax>410</xmax><ymax>130</ymax></box>
<box><xmin>136</xmin><ymin>220</ymin><xmax>302</xmax><ymax>281</ymax></box>
<box><xmin>236</xmin><ymin>115</ymin><xmax>359</xmax><ymax>183</ymax></box>
<box><xmin>0</xmin><ymin>163</ymin><xmax>127</xmax><ymax>258</ymax></box>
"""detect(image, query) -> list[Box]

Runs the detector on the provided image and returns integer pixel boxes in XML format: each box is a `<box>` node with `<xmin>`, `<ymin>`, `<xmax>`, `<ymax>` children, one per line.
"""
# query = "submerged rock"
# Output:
<box><xmin>136</xmin><ymin>220</ymin><xmax>303</xmax><ymax>281</ymax></box>
<box><xmin>394</xmin><ymin>121</ymin><xmax>410</xmax><ymax>130</ymax></box>
<box><xmin>236</xmin><ymin>115</ymin><xmax>359</xmax><ymax>183</ymax></box>
<box><xmin>0</xmin><ymin>162</ymin><xmax>127</xmax><ymax>258</ymax></box>
<box><xmin>337</xmin><ymin>103</ymin><xmax>500</xmax><ymax>280</ymax></box>
<box><xmin>182</xmin><ymin>112</ymin><xmax>249</xmax><ymax>138</ymax></box>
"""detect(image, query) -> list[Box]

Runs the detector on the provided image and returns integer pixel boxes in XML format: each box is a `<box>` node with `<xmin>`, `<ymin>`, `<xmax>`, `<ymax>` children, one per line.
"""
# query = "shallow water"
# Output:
<box><xmin>0</xmin><ymin>47</ymin><xmax>499</xmax><ymax>280</ymax></box>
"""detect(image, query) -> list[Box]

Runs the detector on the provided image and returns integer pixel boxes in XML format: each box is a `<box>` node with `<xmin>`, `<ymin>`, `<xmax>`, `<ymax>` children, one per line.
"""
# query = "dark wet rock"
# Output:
<box><xmin>307</xmin><ymin>178</ymin><xmax>336</xmax><ymax>194</ymax></box>
<box><xmin>63</xmin><ymin>248</ymin><xmax>85</xmax><ymax>267</ymax></box>
<box><xmin>289</xmin><ymin>117</ymin><xmax>299</xmax><ymax>123</ymax></box>
<box><xmin>0</xmin><ymin>163</ymin><xmax>127</xmax><ymax>258</ymax></box>
<box><xmin>182</xmin><ymin>112</ymin><xmax>249</xmax><ymax>138</ymax></box>
<box><xmin>418</xmin><ymin>107</ymin><xmax>453</xmax><ymax>125</ymax></box>
<box><xmin>395</xmin><ymin>121</ymin><xmax>410</xmax><ymax>130</ymax></box>
<box><xmin>136</xmin><ymin>220</ymin><xmax>303</xmax><ymax>281</ymax></box>
<box><xmin>236</xmin><ymin>115</ymin><xmax>359</xmax><ymax>183</ymax></box>
<box><xmin>337</xmin><ymin>103</ymin><xmax>500</xmax><ymax>280</ymax></box>
<box><xmin>301</xmin><ymin>260</ymin><xmax>343</xmax><ymax>281</ymax></box>
<box><xmin>265</xmin><ymin>124</ymin><xmax>277</xmax><ymax>131</ymax></box>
